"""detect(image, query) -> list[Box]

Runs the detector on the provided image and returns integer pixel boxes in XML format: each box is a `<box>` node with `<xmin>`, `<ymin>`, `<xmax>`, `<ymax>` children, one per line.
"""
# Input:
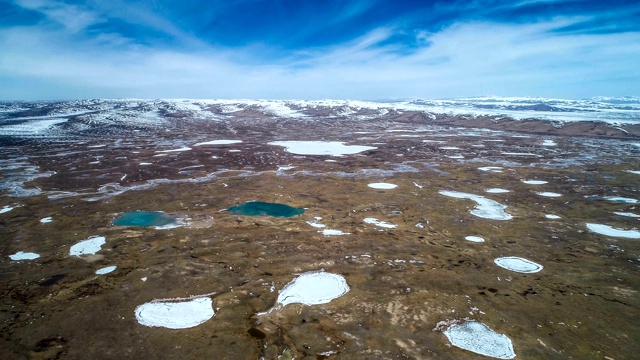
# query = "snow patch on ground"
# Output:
<box><xmin>364</xmin><ymin>217</ymin><xmax>397</xmax><ymax>228</ymax></box>
<box><xmin>321</xmin><ymin>229</ymin><xmax>351</xmax><ymax>236</ymax></box>
<box><xmin>586</xmin><ymin>223</ymin><xmax>640</xmax><ymax>238</ymax></box>
<box><xmin>193</xmin><ymin>140</ymin><xmax>242</xmax><ymax>146</ymax></box>
<box><xmin>479</xmin><ymin>166</ymin><xmax>503</xmax><ymax>173</ymax></box>
<box><xmin>439</xmin><ymin>190</ymin><xmax>513</xmax><ymax>220</ymax></box>
<box><xmin>0</xmin><ymin>205</ymin><xmax>14</xmax><ymax>214</ymax></box>
<box><xmin>268</xmin><ymin>141</ymin><xmax>376</xmax><ymax>156</ymax></box>
<box><xmin>613</xmin><ymin>212</ymin><xmax>640</xmax><ymax>218</ymax></box>
<box><xmin>155</xmin><ymin>147</ymin><xmax>192</xmax><ymax>153</ymax></box>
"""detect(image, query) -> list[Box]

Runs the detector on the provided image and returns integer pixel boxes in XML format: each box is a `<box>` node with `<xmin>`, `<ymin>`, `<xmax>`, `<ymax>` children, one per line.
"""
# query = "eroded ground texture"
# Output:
<box><xmin>1</xmin><ymin>99</ymin><xmax>640</xmax><ymax>359</ymax></box>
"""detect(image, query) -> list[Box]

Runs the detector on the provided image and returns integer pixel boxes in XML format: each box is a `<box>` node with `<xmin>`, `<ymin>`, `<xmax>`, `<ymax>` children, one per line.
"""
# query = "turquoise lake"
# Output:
<box><xmin>227</xmin><ymin>201</ymin><xmax>305</xmax><ymax>217</ymax></box>
<box><xmin>112</xmin><ymin>211</ymin><xmax>180</xmax><ymax>227</ymax></box>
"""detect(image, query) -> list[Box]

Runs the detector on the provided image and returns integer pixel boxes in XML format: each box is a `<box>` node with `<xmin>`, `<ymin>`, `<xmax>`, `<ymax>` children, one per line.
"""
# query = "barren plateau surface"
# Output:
<box><xmin>1</xmin><ymin>98</ymin><xmax>640</xmax><ymax>359</ymax></box>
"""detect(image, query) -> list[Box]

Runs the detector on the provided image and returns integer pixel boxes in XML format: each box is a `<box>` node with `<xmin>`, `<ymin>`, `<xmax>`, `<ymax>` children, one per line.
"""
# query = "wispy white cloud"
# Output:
<box><xmin>15</xmin><ymin>0</ymin><xmax>102</xmax><ymax>32</ymax></box>
<box><xmin>1</xmin><ymin>1</ymin><xmax>639</xmax><ymax>100</ymax></box>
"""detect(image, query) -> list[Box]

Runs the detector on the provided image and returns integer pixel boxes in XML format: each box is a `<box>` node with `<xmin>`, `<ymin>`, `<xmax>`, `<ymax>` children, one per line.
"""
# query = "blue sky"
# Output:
<box><xmin>1</xmin><ymin>0</ymin><xmax>639</xmax><ymax>100</ymax></box>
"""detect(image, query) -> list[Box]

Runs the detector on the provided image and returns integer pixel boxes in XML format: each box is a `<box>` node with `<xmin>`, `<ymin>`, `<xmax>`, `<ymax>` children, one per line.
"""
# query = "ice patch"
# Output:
<box><xmin>260</xmin><ymin>271</ymin><xmax>349</xmax><ymax>314</ymax></box>
<box><xmin>465</xmin><ymin>236</ymin><xmax>485</xmax><ymax>243</ymax></box>
<box><xmin>364</xmin><ymin>217</ymin><xmax>397</xmax><ymax>228</ymax></box>
<box><xmin>69</xmin><ymin>236</ymin><xmax>106</xmax><ymax>256</ymax></box>
<box><xmin>440</xmin><ymin>146</ymin><xmax>460</xmax><ymax>150</ymax></box>
<box><xmin>268</xmin><ymin>141</ymin><xmax>376</xmax><ymax>156</ymax></box>
<box><xmin>443</xmin><ymin>321</ymin><xmax>516</xmax><ymax>359</ymax></box>
<box><xmin>542</xmin><ymin>139</ymin><xmax>557</xmax><ymax>146</ymax></box>
<box><xmin>494</xmin><ymin>257</ymin><xmax>543</xmax><ymax>273</ymax></box>
<box><xmin>521</xmin><ymin>179</ymin><xmax>548</xmax><ymax>185</ymax></box>
<box><xmin>0</xmin><ymin>205</ymin><xmax>13</xmax><ymax>214</ymax></box>
<box><xmin>9</xmin><ymin>251</ymin><xmax>40</xmax><ymax>260</ymax></box>
<box><xmin>40</xmin><ymin>216</ymin><xmax>52</xmax><ymax>223</ymax></box>
<box><xmin>439</xmin><ymin>190</ymin><xmax>513</xmax><ymax>220</ymax></box>
<box><xmin>139</xmin><ymin>162</ymin><xmax>152</xmax><ymax>166</ymax></box>
<box><xmin>545</xmin><ymin>214</ymin><xmax>561</xmax><ymax>219</ymax></box>
<box><xmin>536</xmin><ymin>192</ymin><xmax>562</xmax><ymax>197</ymax></box>
<box><xmin>193</xmin><ymin>140</ymin><xmax>242</xmax><ymax>146</ymax></box>
<box><xmin>586</xmin><ymin>223</ymin><xmax>640</xmax><ymax>239</ymax></box>
<box><xmin>627</xmin><ymin>170</ymin><xmax>640</xmax><ymax>175</ymax></box>
<box><xmin>485</xmin><ymin>188</ymin><xmax>510</xmax><ymax>193</ymax></box>
<box><xmin>321</xmin><ymin>229</ymin><xmax>351</xmax><ymax>236</ymax></box>
<box><xmin>135</xmin><ymin>297</ymin><xmax>215</xmax><ymax>329</ymax></box>
<box><xmin>96</xmin><ymin>265</ymin><xmax>117</xmax><ymax>275</ymax></box>
<box><xmin>368</xmin><ymin>182</ymin><xmax>397</xmax><ymax>189</ymax></box>
<box><xmin>613</xmin><ymin>212</ymin><xmax>640</xmax><ymax>218</ymax></box>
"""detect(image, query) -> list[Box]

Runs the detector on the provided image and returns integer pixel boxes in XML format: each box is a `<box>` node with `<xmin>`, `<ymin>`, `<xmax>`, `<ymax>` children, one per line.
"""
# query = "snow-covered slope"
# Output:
<box><xmin>1</xmin><ymin>97</ymin><xmax>638</xmax><ymax>139</ymax></box>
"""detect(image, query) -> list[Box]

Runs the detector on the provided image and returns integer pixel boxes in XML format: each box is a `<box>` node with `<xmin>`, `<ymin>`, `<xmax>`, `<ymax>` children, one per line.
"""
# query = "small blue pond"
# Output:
<box><xmin>227</xmin><ymin>201</ymin><xmax>305</xmax><ymax>218</ymax></box>
<box><xmin>112</xmin><ymin>211</ymin><xmax>180</xmax><ymax>227</ymax></box>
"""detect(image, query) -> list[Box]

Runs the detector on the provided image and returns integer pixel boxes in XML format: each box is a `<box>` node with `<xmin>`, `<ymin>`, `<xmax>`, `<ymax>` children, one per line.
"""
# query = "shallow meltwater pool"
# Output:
<box><xmin>112</xmin><ymin>211</ymin><xmax>182</xmax><ymax>228</ymax></box>
<box><xmin>226</xmin><ymin>201</ymin><xmax>305</xmax><ymax>217</ymax></box>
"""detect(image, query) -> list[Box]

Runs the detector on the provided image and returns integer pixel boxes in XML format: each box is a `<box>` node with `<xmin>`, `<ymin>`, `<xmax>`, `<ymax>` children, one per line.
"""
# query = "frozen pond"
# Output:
<box><xmin>112</xmin><ymin>211</ymin><xmax>182</xmax><ymax>229</ymax></box>
<box><xmin>443</xmin><ymin>321</ymin><xmax>516</xmax><ymax>359</ymax></box>
<box><xmin>0</xmin><ymin>205</ymin><xmax>13</xmax><ymax>214</ymax></box>
<box><xmin>135</xmin><ymin>297</ymin><xmax>215</xmax><ymax>329</ymax></box>
<box><xmin>368</xmin><ymin>183</ymin><xmax>397</xmax><ymax>189</ymax></box>
<box><xmin>268</xmin><ymin>141</ymin><xmax>376</xmax><ymax>156</ymax></box>
<box><xmin>9</xmin><ymin>251</ymin><xmax>40</xmax><ymax>261</ymax></box>
<box><xmin>586</xmin><ymin>223</ymin><xmax>640</xmax><ymax>239</ymax></box>
<box><xmin>464</xmin><ymin>236</ymin><xmax>485</xmax><ymax>243</ymax></box>
<box><xmin>439</xmin><ymin>190</ymin><xmax>513</xmax><ymax>220</ymax></box>
<box><xmin>227</xmin><ymin>201</ymin><xmax>305</xmax><ymax>217</ymax></box>
<box><xmin>536</xmin><ymin>192</ymin><xmax>562</xmax><ymax>197</ymax></box>
<box><xmin>521</xmin><ymin>179</ymin><xmax>548</xmax><ymax>185</ymax></box>
<box><xmin>69</xmin><ymin>236</ymin><xmax>106</xmax><ymax>256</ymax></box>
<box><xmin>261</xmin><ymin>271</ymin><xmax>349</xmax><ymax>314</ymax></box>
<box><xmin>494</xmin><ymin>257</ymin><xmax>543</xmax><ymax>273</ymax></box>
<box><xmin>96</xmin><ymin>265</ymin><xmax>117</xmax><ymax>275</ymax></box>
<box><xmin>614</xmin><ymin>212</ymin><xmax>640</xmax><ymax>218</ymax></box>
<box><xmin>485</xmin><ymin>188</ymin><xmax>510</xmax><ymax>193</ymax></box>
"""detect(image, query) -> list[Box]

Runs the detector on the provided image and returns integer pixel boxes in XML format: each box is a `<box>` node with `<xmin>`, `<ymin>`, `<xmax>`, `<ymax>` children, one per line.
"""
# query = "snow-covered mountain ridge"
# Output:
<box><xmin>1</xmin><ymin>97</ymin><xmax>639</xmax><ymax>139</ymax></box>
